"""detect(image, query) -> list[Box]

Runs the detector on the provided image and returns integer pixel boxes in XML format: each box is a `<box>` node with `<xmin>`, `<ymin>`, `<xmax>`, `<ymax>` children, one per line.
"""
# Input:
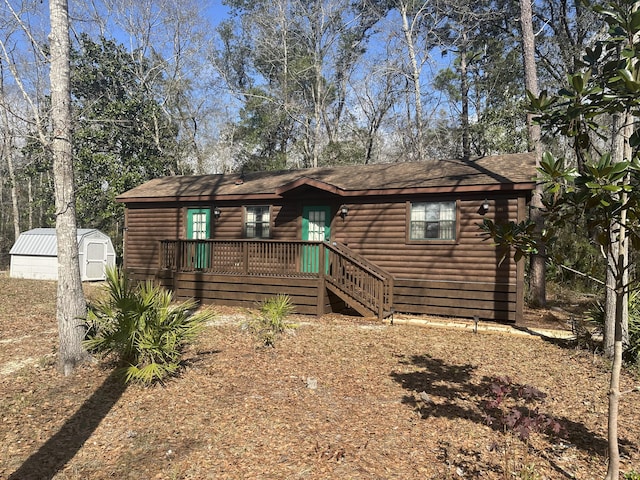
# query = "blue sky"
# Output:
<box><xmin>206</xmin><ymin>1</ymin><xmax>230</xmax><ymax>26</ymax></box>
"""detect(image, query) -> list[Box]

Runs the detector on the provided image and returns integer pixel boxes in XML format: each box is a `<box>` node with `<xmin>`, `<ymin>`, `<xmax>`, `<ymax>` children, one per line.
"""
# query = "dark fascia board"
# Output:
<box><xmin>116</xmin><ymin>182</ymin><xmax>535</xmax><ymax>204</ymax></box>
<box><xmin>115</xmin><ymin>193</ymin><xmax>278</xmax><ymax>204</ymax></box>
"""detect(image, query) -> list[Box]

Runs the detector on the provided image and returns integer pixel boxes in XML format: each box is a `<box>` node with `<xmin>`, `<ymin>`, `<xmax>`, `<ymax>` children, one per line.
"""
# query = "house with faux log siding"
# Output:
<box><xmin>116</xmin><ymin>153</ymin><xmax>536</xmax><ymax>323</ymax></box>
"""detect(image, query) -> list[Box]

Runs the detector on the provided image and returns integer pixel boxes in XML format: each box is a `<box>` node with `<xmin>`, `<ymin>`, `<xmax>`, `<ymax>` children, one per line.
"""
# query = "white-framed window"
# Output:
<box><xmin>409</xmin><ymin>201</ymin><xmax>456</xmax><ymax>240</ymax></box>
<box><xmin>245</xmin><ymin>206</ymin><xmax>270</xmax><ymax>238</ymax></box>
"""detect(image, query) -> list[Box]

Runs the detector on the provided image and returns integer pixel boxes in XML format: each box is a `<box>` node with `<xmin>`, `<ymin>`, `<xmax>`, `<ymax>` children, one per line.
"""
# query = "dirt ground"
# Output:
<box><xmin>1</xmin><ymin>274</ymin><xmax>639</xmax><ymax>479</ymax></box>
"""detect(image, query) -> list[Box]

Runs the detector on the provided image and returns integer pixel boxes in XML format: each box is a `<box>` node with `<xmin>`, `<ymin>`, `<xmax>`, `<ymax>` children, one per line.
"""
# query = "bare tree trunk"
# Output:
<box><xmin>519</xmin><ymin>0</ymin><xmax>546</xmax><ymax>307</ymax></box>
<box><xmin>0</xmin><ymin>62</ymin><xmax>21</xmax><ymax>241</ymax></box>
<box><xmin>27</xmin><ymin>177</ymin><xmax>33</xmax><ymax>229</ymax></box>
<box><xmin>605</xmin><ymin>112</ymin><xmax>632</xmax><ymax>358</ymax></box>
<box><xmin>6</xmin><ymin>140</ymin><xmax>19</xmax><ymax>240</ymax></box>
<box><xmin>460</xmin><ymin>42</ymin><xmax>470</xmax><ymax>160</ymax></box>
<box><xmin>605</xmin><ymin>327</ymin><xmax>623</xmax><ymax>480</ymax></box>
<box><xmin>605</xmin><ymin>236</ymin><xmax>617</xmax><ymax>358</ymax></box>
<box><xmin>604</xmin><ymin>108</ymin><xmax>633</xmax><ymax>479</ymax></box>
<box><xmin>49</xmin><ymin>0</ymin><xmax>88</xmax><ymax>375</ymax></box>
<box><xmin>605</xmin><ymin>190</ymin><xmax>628</xmax><ymax>480</ymax></box>
<box><xmin>399</xmin><ymin>1</ymin><xmax>424</xmax><ymax>160</ymax></box>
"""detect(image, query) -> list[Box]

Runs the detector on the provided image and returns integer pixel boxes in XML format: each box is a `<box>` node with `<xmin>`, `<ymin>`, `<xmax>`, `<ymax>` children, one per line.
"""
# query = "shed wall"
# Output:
<box><xmin>10</xmin><ymin>255</ymin><xmax>58</xmax><ymax>280</ymax></box>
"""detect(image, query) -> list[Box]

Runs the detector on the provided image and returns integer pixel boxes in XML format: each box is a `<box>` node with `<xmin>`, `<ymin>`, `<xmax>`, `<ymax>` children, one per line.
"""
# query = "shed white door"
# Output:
<box><xmin>84</xmin><ymin>240</ymin><xmax>107</xmax><ymax>280</ymax></box>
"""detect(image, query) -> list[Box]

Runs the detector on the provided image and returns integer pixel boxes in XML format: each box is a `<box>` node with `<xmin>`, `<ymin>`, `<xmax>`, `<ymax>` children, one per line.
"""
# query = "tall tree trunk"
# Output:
<box><xmin>519</xmin><ymin>0</ymin><xmax>546</xmax><ymax>307</ymax></box>
<box><xmin>27</xmin><ymin>177</ymin><xmax>33</xmax><ymax>230</ymax></box>
<box><xmin>605</xmin><ymin>236</ymin><xmax>618</xmax><ymax>359</ymax></box>
<box><xmin>6</xmin><ymin>139</ymin><xmax>19</xmax><ymax>240</ymax></box>
<box><xmin>605</xmin><ymin>186</ymin><xmax>628</xmax><ymax>480</ymax></box>
<box><xmin>0</xmin><ymin>62</ymin><xmax>20</xmax><ymax>241</ymax></box>
<box><xmin>604</xmin><ymin>109</ymin><xmax>633</xmax><ymax>479</ymax></box>
<box><xmin>460</xmin><ymin>41</ymin><xmax>470</xmax><ymax>160</ymax></box>
<box><xmin>49</xmin><ymin>0</ymin><xmax>88</xmax><ymax>375</ymax></box>
<box><xmin>400</xmin><ymin>1</ymin><xmax>424</xmax><ymax>160</ymax></box>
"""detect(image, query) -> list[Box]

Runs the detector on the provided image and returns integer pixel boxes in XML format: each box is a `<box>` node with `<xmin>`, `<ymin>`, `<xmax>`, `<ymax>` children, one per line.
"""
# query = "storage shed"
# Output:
<box><xmin>9</xmin><ymin>228</ymin><xmax>116</xmax><ymax>281</ymax></box>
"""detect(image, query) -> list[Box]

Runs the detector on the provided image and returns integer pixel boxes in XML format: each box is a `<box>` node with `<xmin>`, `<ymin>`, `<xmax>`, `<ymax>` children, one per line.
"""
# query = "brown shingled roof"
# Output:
<box><xmin>116</xmin><ymin>153</ymin><xmax>536</xmax><ymax>203</ymax></box>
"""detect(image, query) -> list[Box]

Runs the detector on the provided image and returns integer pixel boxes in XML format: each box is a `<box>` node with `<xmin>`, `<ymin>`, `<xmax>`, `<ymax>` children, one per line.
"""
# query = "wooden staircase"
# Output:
<box><xmin>322</xmin><ymin>242</ymin><xmax>394</xmax><ymax>320</ymax></box>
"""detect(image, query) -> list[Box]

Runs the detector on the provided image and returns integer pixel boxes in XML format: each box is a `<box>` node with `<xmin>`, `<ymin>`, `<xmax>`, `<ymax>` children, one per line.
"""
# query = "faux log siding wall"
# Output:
<box><xmin>209</xmin><ymin>203</ymin><xmax>298</xmax><ymax>240</ymax></box>
<box><xmin>331</xmin><ymin>194</ymin><xmax>522</xmax><ymax>321</ymax></box>
<box><xmin>334</xmin><ymin>196</ymin><xmax>517</xmax><ymax>283</ymax></box>
<box><xmin>123</xmin><ymin>193</ymin><xmax>525</xmax><ymax>321</ymax></box>
<box><xmin>124</xmin><ymin>205</ymin><xmax>181</xmax><ymax>275</ymax></box>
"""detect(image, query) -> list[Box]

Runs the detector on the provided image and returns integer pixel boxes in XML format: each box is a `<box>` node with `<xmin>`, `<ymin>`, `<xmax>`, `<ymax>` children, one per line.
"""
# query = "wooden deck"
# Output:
<box><xmin>128</xmin><ymin>239</ymin><xmax>520</xmax><ymax>322</ymax></box>
<box><xmin>157</xmin><ymin>239</ymin><xmax>394</xmax><ymax>319</ymax></box>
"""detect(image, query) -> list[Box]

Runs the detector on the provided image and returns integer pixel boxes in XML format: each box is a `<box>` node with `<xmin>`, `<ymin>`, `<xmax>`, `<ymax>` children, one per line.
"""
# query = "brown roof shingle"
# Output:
<box><xmin>116</xmin><ymin>153</ymin><xmax>536</xmax><ymax>203</ymax></box>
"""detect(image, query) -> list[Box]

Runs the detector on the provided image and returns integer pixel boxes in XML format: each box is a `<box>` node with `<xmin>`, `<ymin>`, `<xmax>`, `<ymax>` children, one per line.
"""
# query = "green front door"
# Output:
<box><xmin>301</xmin><ymin>206</ymin><xmax>331</xmax><ymax>273</ymax></box>
<box><xmin>187</xmin><ymin>208</ymin><xmax>211</xmax><ymax>269</ymax></box>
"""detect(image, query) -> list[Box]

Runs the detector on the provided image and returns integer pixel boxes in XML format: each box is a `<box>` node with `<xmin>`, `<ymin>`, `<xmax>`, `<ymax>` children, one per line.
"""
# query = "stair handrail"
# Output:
<box><xmin>323</xmin><ymin>241</ymin><xmax>394</xmax><ymax>319</ymax></box>
<box><xmin>325</xmin><ymin>241</ymin><xmax>393</xmax><ymax>280</ymax></box>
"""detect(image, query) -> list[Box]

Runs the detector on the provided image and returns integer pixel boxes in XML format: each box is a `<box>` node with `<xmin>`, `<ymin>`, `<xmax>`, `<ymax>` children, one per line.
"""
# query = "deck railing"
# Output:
<box><xmin>159</xmin><ymin>239</ymin><xmax>393</xmax><ymax>319</ymax></box>
<box><xmin>160</xmin><ymin>239</ymin><xmax>318</xmax><ymax>277</ymax></box>
<box><xmin>324</xmin><ymin>242</ymin><xmax>393</xmax><ymax>319</ymax></box>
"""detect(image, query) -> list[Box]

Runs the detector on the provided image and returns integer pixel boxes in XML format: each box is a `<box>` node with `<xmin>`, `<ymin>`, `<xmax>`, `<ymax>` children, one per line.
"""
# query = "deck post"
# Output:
<box><xmin>378</xmin><ymin>280</ymin><xmax>383</xmax><ymax>320</ymax></box>
<box><xmin>175</xmin><ymin>240</ymin><xmax>182</xmax><ymax>272</ymax></box>
<box><xmin>243</xmin><ymin>241</ymin><xmax>249</xmax><ymax>275</ymax></box>
<box><xmin>316</xmin><ymin>243</ymin><xmax>326</xmax><ymax>316</ymax></box>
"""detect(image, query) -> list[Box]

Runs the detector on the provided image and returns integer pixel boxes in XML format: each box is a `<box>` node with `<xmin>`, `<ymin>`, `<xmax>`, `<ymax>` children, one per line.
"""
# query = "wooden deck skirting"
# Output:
<box><xmin>159</xmin><ymin>239</ymin><xmax>394</xmax><ymax>320</ymax></box>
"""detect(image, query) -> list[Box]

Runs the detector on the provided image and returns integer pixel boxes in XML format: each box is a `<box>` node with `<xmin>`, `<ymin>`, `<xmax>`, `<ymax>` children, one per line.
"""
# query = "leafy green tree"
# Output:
<box><xmin>231</xmin><ymin>87</ymin><xmax>292</xmax><ymax>172</ymax></box>
<box><xmin>432</xmin><ymin>0</ymin><xmax>527</xmax><ymax>158</ymax></box>
<box><xmin>482</xmin><ymin>2</ymin><xmax>640</xmax><ymax>477</ymax></box>
<box><xmin>535</xmin><ymin>0</ymin><xmax>606</xmax><ymax>88</ymax></box>
<box><xmin>21</xmin><ymin>35</ymin><xmax>182</xmax><ymax>250</ymax></box>
<box><xmin>71</xmin><ymin>35</ymin><xmax>181</xmax><ymax>245</ymax></box>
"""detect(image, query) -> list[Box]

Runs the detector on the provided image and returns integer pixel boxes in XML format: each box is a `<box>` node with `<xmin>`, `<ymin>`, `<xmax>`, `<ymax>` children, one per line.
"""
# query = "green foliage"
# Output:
<box><xmin>250</xmin><ymin>294</ymin><xmax>295</xmax><ymax>347</ymax></box>
<box><xmin>84</xmin><ymin>267</ymin><xmax>215</xmax><ymax>384</ymax></box>
<box><xmin>624</xmin><ymin>470</ymin><xmax>640</xmax><ymax>480</ymax></box>
<box><xmin>72</xmin><ymin>35</ymin><xmax>182</xmax><ymax>243</ymax></box>
<box><xmin>216</xmin><ymin>0</ymin><xmax>384</xmax><ymax>168</ymax></box>
<box><xmin>21</xmin><ymin>35</ymin><xmax>184</xmax><ymax>252</ymax></box>
<box><xmin>586</xmin><ymin>290</ymin><xmax>640</xmax><ymax>365</ymax></box>
<box><xmin>480</xmin><ymin>218</ymin><xmax>538</xmax><ymax>263</ymax></box>
<box><xmin>483</xmin><ymin>0</ymin><xmax>640</xmax><ymax>278</ymax></box>
<box><xmin>233</xmin><ymin>87</ymin><xmax>292</xmax><ymax>172</ymax></box>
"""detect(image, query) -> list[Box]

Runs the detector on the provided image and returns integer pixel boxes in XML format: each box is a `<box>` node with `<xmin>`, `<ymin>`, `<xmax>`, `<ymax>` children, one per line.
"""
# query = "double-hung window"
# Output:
<box><xmin>245</xmin><ymin>206</ymin><xmax>270</xmax><ymax>238</ymax></box>
<box><xmin>409</xmin><ymin>201</ymin><xmax>456</xmax><ymax>241</ymax></box>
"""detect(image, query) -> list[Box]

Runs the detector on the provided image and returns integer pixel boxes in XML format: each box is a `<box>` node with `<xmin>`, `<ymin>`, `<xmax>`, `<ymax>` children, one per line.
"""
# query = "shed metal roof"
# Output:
<box><xmin>116</xmin><ymin>153</ymin><xmax>537</xmax><ymax>203</ymax></box>
<box><xmin>9</xmin><ymin>228</ymin><xmax>103</xmax><ymax>256</ymax></box>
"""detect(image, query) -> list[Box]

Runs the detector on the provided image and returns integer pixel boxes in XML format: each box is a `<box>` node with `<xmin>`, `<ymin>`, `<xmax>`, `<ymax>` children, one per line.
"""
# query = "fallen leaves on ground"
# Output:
<box><xmin>0</xmin><ymin>275</ymin><xmax>638</xmax><ymax>479</ymax></box>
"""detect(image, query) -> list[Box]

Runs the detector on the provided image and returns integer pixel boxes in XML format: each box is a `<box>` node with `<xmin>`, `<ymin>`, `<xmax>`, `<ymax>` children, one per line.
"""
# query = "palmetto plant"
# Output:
<box><xmin>587</xmin><ymin>289</ymin><xmax>640</xmax><ymax>366</ymax></box>
<box><xmin>251</xmin><ymin>294</ymin><xmax>295</xmax><ymax>347</ymax></box>
<box><xmin>84</xmin><ymin>267</ymin><xmax>215</xmax><ymax>384</ymax></box>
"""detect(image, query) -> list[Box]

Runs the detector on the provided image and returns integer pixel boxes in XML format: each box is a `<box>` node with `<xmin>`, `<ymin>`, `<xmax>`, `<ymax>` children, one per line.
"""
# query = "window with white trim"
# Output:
<box><xmin>245</xmin><ymin>206</ymin><xmax>270</xmax><ymax>238</ymax></box>
<box><xmin>409</xmin><ymin>201</ymin><xmax>456</xmax><ymax>240</ymax></box>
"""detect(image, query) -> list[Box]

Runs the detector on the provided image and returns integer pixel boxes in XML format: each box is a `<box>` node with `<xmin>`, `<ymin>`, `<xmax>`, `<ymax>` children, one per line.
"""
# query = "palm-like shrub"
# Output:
<box><xmin>84</xmin><ymin>267</ymin><xmax>215</xmax><ymax>384</ymax></box>
<box><xmin>250</xmin><ymin>294</ymin><xmax>295</xmax><ymax>347</ymax></box>
<box><xmin>586</xmin><ymin>289</ymin><xmax>640</xmax><ymax>365</ymax></box>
